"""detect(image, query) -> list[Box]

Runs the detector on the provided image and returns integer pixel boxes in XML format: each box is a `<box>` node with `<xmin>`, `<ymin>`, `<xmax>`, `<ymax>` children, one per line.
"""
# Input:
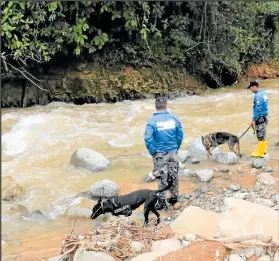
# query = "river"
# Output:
<box><xmin>2</xmin><ymin>79</ymin><xmax>278</xmax><ymax>260</ymax></box>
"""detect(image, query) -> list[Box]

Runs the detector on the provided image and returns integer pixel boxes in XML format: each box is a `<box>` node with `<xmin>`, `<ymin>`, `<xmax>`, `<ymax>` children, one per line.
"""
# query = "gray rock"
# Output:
<box><xmin>70</xmin><ymin>148</ymin><xmax>111</xmax><ymax>173</ymax></box>
<box><xmin>177</xmin><ymin>150</ymin><xmax>190</xmax><ymax>163</ymax></box>
<box><xmin>179</xmin><ymin>169</ymin><xmax>196</xmax><ymax>178</ymax></box>
<box><xmin>143</xmin><ymin>172</ymin><xmax>156</xmax><ymax>183</ymax></box>
<box><xmin>22</xmin><ymin>210</ymin><xmax>48</xmax><ymax>222</ymax></box>
<box><xmin>187</xmin><ymin>138</ymin><xmax>208</xmax><ymax>160</ymax></box>
<box><xmin>263</xmin><ymin>167</ymin><xmax>273</xmax><ymax>172</ymax></box>
<box><xmin>73</xmin><ymin>249</ymin><xmax>115</xmax><ymax>261</ymax></box>
<box><xmin>257</xmin><ymin>173</ymin><xmax>276</xmax><ymax>185</ymax></box>
<box><xmin>254</xmin><ymin>247</ymin><xmax>266</xmax><ymax>257</ymax></box>
<box><xmin>195</xmin><ymin>169</ymin><xmax>213</xmax><ymax>183</ymax></box>
<box><xmin>257</xmin><ymin>255</ymin><xmax>271</xmax><ymax>261</ymax></box>
<box><xmin>182</xmin><ymin>240</ymin><xmax>191</xmax><ymax>247</ymax></box>
<box><xmin>191</xmin><ymin>158</ymin><xmax>200</xmax><ymax>164</ymax></box>
<box><xmin>2</xmin><ymin>176</ymin><xmax>23</xmax><ymax>201</ymax></box>
<box><xmin>212</xmin><ymin>151</ymin><xmax>238</xmax><ymax>165</ymax></box>
<box><xmin>234</xmin><ymin>192</ymin><xmax>248</xmax><ymax>200</ymax></box>
<box><xmin>228</xmin><ymin>184</ymin><xmax>241</xmax><ymax>192</ymax></box>
<box><xmin>252</xmin><ymin>158</ymin><xmax>265</xmax><ymax>169</ymax></box>
<box><xmin>264</xmin><ymin>154</ymin><xmax>272</xmax><ymax>161</ymax></box>
<box><xmin>255</xmin><ymin>198</ymin><xmax>275</xmax><ymax>208</ymax></box>
<box><xmin>48</xmin><ymin>256</ymin><xmax>67</xmax><ymax>261</ymax></box>
<box><xmin>90</xmin><ymin>180</ymin><xmax>119</xmax><ymax>198</ymax></box>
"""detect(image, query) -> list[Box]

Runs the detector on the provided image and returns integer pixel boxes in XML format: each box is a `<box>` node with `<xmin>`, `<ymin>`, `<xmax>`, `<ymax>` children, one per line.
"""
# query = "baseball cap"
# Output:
<box><xmin>247</xmin><ymin>81</ymin><xmax>259</xmax><ymax>89</ymax></box>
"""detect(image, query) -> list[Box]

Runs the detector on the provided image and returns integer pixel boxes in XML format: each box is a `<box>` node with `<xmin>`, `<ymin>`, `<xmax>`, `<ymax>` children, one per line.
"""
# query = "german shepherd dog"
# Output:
<box><xmin>90</xmin><ymin>176</ymin><xmax>173</xmax><ymax>225</ymax></box>
<box><xmin>201</xmin><ymin>132</ymin><xmax>241</xmax><ymax>158</ymax></box>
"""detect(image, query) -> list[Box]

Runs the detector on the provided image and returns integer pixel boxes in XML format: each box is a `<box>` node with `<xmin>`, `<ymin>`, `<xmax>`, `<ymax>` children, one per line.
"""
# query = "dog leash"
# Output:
<box><xmin>239</xmin><ymin>125</ymin><xmax>255</xmax><ymax>139</ymax></box>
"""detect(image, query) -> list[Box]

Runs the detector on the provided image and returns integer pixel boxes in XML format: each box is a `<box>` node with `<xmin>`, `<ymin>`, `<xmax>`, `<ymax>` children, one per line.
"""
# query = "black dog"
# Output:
<box><xmin>90</xmin><ymin>176</ymin><xmax>173</xmax><ymax>225</ymax></box>
<box><xmin>202</xmin><ymin>132</ymin><xmax>241</xmax><ymax>158</ymax></box>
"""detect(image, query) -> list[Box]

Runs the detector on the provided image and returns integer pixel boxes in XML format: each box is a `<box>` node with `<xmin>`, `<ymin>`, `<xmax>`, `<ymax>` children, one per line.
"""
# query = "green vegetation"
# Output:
<box><xmin>1</xmin><ymin>1</ymin><xmax>279</xmax><ymax>87</ymax></box>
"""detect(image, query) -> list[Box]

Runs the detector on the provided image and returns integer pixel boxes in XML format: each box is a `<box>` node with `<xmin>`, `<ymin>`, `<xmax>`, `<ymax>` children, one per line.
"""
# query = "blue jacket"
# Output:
<box><xmin>144</xmin><ymin>110</ymin><xmax>184</xmax><ymax>155</ymax></box>
<box><xmin>253</xmin><ymin>90</ymin><xmax>268</xmax><ymax>121</ymax></box>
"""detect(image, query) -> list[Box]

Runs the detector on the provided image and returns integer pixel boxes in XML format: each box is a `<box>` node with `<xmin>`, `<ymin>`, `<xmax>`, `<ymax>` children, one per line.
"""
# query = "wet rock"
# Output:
<box><xmin>252</xmin><ymin>158</ymin><xmax>265</xmax><ymax>169</ymax></box>
<box><xmin>23</xmin><ymin>210</ymin><xmax>47</xmax><ymax>222</ymax></box>
<box><xmin>257</xmin><ymin>173</ymin><xmax>276</xmax><ymax>185</ymax></box>
<box><xmin>228</xmin><ymin>254</ymin><xmax>243</xmax><ymax>261</ymax></box>
<box><xmin>1</xmin><ymin>81</ymin><xmax>24</xmax><ymax>107</ymax></box>
<box><xmin>73</xmin><ymin>249</ymin><xmax>116</xmax><ymax>261</ymax></box>
<box><xmin>191</xmin><ymin>158</ymin><xmax>200</xmax><ymax>164</ymax></box>
<box><xmin>177</xmin><ymin>150</ymin><xmax>190</xmax><ymax>163</ymax></box>
<box><xmin>90</xmin><ymin>179</ymin><xmax>119</xmax><ymax>198</ymax></box>
<box><xmin>255</xmin><ymin>198</ymin><xmax>274</xmax><ymax>208</ymax></box>
<box><xmin>263</xmin><ymin>167</ymin><xmax>273</xmax><ymax>172</ymax></box>
<box><xmin>185</xmin><ymin>233</ymin><xmax>197</xmax><ymax>242</ymax></box>
<box><xmin>70</xmin><ymin>148</ymin><xmax>111</xmax><ymax>173</ymax></box>
<box><xmin>195</xmin><ymin>169</ymin><xmax>213</xmax><ymax>183</ymax></box>
<box><xmin>151</xmin><ymin>238</ymin><xmax>182</xmax><ymax>254</ymax></box>
<box><xmin>64</xmin><ymin>197</ymin><xmax>96</xmax><ymax>219</ymax></box>
<box><xmin>228</xmin><ymin>184</ymin><xmax>241</xmax><ymax>192</ymax></box>
<box><xmin>188</xmin><ymin>138</ymin><xmax>209</xmax><ymax>160</ymax></box>
<box><xmin>257</xmin><ymin>255</ymin><xmax>271</xmax><ymax>261</ymax></box>
<box><xmin>7</xmin><ymin>204</ymin><xmax>28</xmax><ymax>219</ymax></box>
<box><xmin>2</xmin><ymin>176</ymin><xmax>22</xmax><ymax>201</ymax></box>
<box><xmin>143</xmin><ymin>172</ymin><xmax>156</xmax><ymax>183</ymax></box>
<box><xmin>179</xmin><ymin>169</ymin><xmax>196</xmax><ymax>178</ymax></box>
<box><xmin>212</xmin><ymin>151</ymin><xmax>238</xmax><ymax>165</ymax></box>
<box><xmin>131</xmin><ymin>241</ymin><xmax>145</xmax><ymax>254</ymax></box>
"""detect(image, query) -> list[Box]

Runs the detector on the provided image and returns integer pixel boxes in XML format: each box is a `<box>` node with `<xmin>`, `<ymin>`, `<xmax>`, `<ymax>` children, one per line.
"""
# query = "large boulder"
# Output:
<box><xmin>195</xmin><ymin>169</ymin><xmax>213</xmax><ymax>183</ymax></box>
<box><xmin>187</xmin><ymin>138</ymin><xmax>208</xmax><ymax>160</ymax></box>
<box><xmin>151</xmin><ymin>239</ymin><xmax>182</xmax><ymax>254</ymax></box>
<box><xmin>212</xmin><ymin>150</ymin><xmax>238</xmax><ymax>165</ymax></box>
<box><xmin>257</xmin><ymin>173</ymin><xmax>276</xmax><ymax>185</ymax></box>
<box><xmin>64</xmin><ymin>197</ymin><xmax>96</xmax><ymax>219</ymax></box>
<box><xmin>73</xmin><ymin>249</ymin><xmax>116</xmax><ymax>261</ymax></box>
<box><xmin>216</xmin><ymin>198</ymin><xmax>279</xmax><ymax>245</ymax></box>
<box><xmin>2</xmin><ymin>176</ymin><xmax>22</xmax><ymax>201</ymax></box>
<box><xmin>70</xmin><ymin>148</ymin><xmax>111</xmax><ymax>172</ymax></box>
<box><xmin>90</xmin><ymin>180</ymin><xmax>119</xmax><ymax>199</ymax></box>
<box><xmin>170</xmin><ymin>206</ymin><xmax>220</xmax><ymax>239</ymax></box>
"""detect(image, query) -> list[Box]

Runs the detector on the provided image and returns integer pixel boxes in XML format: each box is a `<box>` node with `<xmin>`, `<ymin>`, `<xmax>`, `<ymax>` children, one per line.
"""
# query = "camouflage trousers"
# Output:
<box><xmin>255</xmin><ymin>116</ymin><xmax>268</xmax><ymax>141</ymax></box>
<box><xmin>152</xmin><ymin>151</ymin><xmax>179</xmax><ymax>200</ymax></box>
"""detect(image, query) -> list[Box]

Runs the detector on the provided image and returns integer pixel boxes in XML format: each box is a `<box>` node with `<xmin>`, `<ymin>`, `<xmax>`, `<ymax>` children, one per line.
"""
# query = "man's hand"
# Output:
<box><xmin>250</xmin><ymin>120</ymin><xmax>255</xmax><ymax>127</ymax></box>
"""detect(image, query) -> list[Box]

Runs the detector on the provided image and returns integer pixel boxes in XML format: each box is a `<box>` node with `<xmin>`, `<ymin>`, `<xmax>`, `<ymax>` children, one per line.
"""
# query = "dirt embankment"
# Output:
<box><xmin>248</xmin><ymin>60</ymin><xmax>279</xmax><ymax>79</ymax></box>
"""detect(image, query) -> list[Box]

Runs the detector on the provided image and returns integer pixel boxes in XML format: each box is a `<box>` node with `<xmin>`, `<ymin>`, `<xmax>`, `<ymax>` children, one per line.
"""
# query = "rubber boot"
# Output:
<box><xmin>251</xmin><ymin>141</ymin><xmax>266</xmax><ymax>158</ymax></box>
<box><xmin>155</xmin><ymin>198</ymin><xmax>168</xmax><ymax>210</ymax></box>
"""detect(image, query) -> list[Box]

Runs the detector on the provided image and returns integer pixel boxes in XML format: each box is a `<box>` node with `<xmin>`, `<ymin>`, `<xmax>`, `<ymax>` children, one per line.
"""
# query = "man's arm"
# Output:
<box><xmin>176</xmin><ymin>120</ymin><xmax>184</xmax><ymax>150</ymax></box>
<box><xmin>144</xmin><ymin>123</ymin><xmax>156</xmax><ymax>155</ymax></box>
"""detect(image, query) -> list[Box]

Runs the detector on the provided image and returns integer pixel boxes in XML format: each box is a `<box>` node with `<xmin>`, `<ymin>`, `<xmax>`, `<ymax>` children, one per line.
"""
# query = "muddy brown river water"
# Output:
<box><xmin>2</xmin><ymin>79</ymin><xmax>278</xmax><ymax>260</ymax></box>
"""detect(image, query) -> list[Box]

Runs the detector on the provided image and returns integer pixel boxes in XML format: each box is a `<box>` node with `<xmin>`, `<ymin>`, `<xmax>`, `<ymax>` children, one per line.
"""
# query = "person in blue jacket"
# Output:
<box><xmin>247</xmin><ymin>81</ymin><xmax>269</xmax><ymax>157</ymax></box>
<box><xmin>144</xmin><ymin>97</ymin><xmax>184</xmax><ymax>210</ymax></box>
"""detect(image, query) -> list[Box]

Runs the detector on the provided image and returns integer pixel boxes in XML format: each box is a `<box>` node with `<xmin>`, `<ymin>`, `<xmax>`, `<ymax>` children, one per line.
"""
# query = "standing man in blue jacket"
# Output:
<box><xmin>144</xmin><ymin>97</ymin><xmax>184</xmax><ymax>210</ymax></box>
<box><xmin>247</xmin><ymin>81</ymin><xmax>269</xmax><ymax>157</ymax></box>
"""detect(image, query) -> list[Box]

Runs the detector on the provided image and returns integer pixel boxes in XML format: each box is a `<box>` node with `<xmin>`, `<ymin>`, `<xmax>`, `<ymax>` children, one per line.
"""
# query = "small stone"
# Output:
<box><xmin>254</xmin><ymin>247</ymin><xmax>266</xmax><ymax>257</ymax></box>
<box><xmin>255</xmin><ymin>198</ymin><xmax>274</xmax><ymax>207</ymax></box>
<box><xmin>219</xmin><ymin>168</ymin><xmax>230</xmax><ymax>173</ymax></box>
<box><xmin>90</xmin><ymin>180</ymin><xmax>119</xmax><ymax>198</ymax></box>
<box><xmin>131</xmin><ymin>241</ymin><xmax>145</xmax><ymax>254</ymax></box>
<box><xmin>195</xmin><ymin>169</ymin><xmax>213</xmax><ymax>183</ymax></box>
<box><xmin>143</xmin><ymin>172</ymin><xmax>156</xmax><ymax>183</ymax></box>
<box><xmin>229</xmin><ymin>254</ymin><xmax>244</xmax><ymax>261</ymax></box>
<box><xmin>257</xmin><ymin>173</ymin><xmax>276</xmax><ymax>185</ymax></box>
<box><xmin>234</xmin><ymin>192</ymin><xmax>248</xmax><ymax>199</ymax></box>
<box><xmin>191</xmin><ymin>158</ymin><xmax>200</xmax><ymax>164</ymax></box>
<box><xmin>244</xmin><ymin>248</ymin><xmax>255</xmax><ymax>258</ymax></box>
<box><xmin>263</xmin><ymin>167</ymin><xmax>273</xmax><ymax>173</ymax></box>
<box><xmin>252</xmin><ymin>158</ymin><xmax>265</xmax><ymax>169</ymax></box>
<box><xmin>182</xmin><ymin>240</ymin><xmax>191</xmax><ymax>247</ymax></box>
<box><xmin>257</xmin><ymin>255</ymin><xmax>271</xmax><ymax>261</ymax></box>
<box><xmin>179</xmin><ymin>162</ymin><xmax>185</xmax><ymax>169</ymax></box>
<box><xmin>228</xmin><ymin>184</ymin><xmax>241</xmax><ymax>192</ymax></box>
<box><xmin>185</xmin><ymin>233</ymin><xmax>197</xmax><ymax>242</ymax></box>
<box><xmin>179</xmin><ymin>169</ymin><xmax>196</xmax><ymax>178</ymax></box>
<box><xmin>178</xmin><ymin>150</ymin><xmax>190</xmax><ymax>163</ymax></box>
<box><xmin>264</xmin><ymin>154</ymin><xmax>272</xmax><ymax>161</ymax></box>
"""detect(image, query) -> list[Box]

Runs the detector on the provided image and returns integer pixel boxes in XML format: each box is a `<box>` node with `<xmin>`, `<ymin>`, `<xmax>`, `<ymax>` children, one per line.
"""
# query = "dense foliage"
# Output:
<box><xmin>1</xmin><ymin>1</ymin><xmax>279</xmax><ymax>87</ymax></box>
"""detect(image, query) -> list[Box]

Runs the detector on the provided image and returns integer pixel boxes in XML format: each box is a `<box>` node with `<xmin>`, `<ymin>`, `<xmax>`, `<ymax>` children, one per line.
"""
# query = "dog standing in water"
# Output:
<box><xmin>202</xmin><ymin>132</ymin><xmax>241</xmax><ymax>158</ymax></box>
<box><xmin>90</xmin><ymin>176</ymin><xmax>173</xmax><ymax>225</ymax></box>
